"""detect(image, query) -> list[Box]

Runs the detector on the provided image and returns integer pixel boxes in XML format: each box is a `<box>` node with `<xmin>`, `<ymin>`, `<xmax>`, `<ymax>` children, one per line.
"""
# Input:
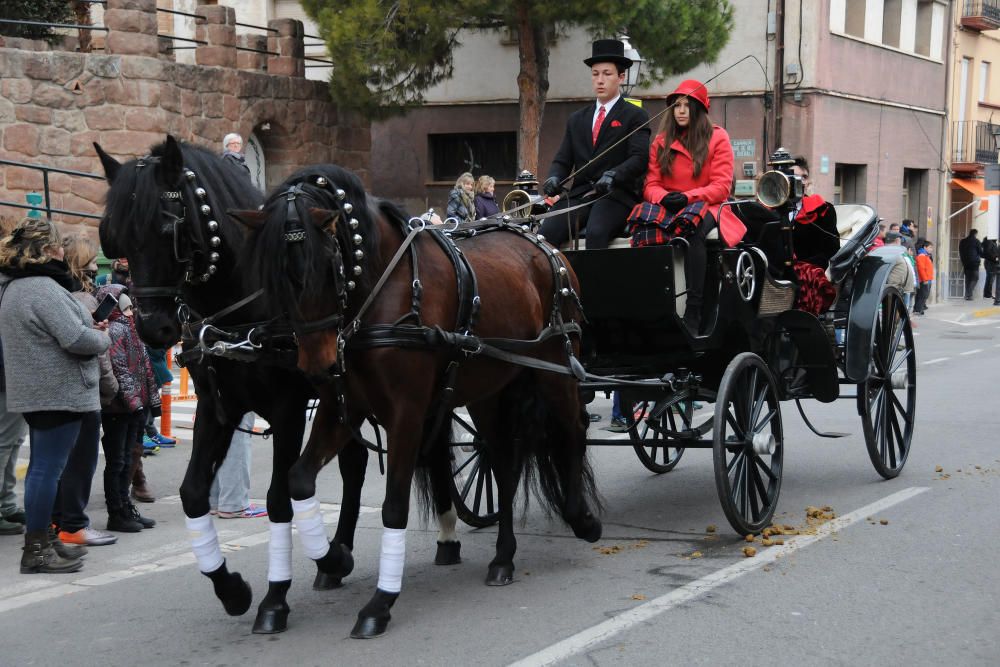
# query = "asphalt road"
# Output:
<box><xmin>1</xmin><ymin>301</ymin><xmax>998</xmax><ymax>666</ymax></box>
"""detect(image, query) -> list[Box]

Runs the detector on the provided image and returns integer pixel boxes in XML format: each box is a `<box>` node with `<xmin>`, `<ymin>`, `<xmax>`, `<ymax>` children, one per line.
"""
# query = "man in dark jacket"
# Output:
<box><xmin>539</xmin><ymin>39</ymin><xmax>650</xmax><ymax>250</ymax></box>
<box><xmin>981</xmin><ymin>236</ymin><xmax>999</xmax><ymax>300</ymax></box>
<box><xmin>959</xmin><ymin>229</ymin><xmax>983</xmax><ymax>300</ymax></box>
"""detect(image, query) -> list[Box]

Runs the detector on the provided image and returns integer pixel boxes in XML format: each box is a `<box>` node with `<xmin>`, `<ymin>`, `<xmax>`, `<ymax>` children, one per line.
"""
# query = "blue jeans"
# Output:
<box><xmin>0</xmin><ymin>392</ymin><xmax>27</xmax><ymax>518</ymax></box>
<box><xmin>210</xmin><ymin>413</ymin><xmax>254</xmax><ymax>513</ymax></box>
<box><xmin>24</xmin><ymin>414</ymin><xmax>97</xmax><ymax>533</ymax></box>
<box><xmin>611</xmin><ymin>392</ymin><xmax>623</xmax><ymax>421</ymax></box>
<box><xmin>52</xmin><ymin>411</ymin><xmax>101</xmax><ymax>532</ymax></box>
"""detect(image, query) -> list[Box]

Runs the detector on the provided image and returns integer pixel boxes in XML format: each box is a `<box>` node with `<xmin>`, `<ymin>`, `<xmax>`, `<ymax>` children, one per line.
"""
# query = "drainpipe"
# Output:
<box><xmin>774</xmin><ymin>0</ymin><xmax>785</xmax><ymax>147</ymax></box>
<box><xmin>936</xmin><ymin>1</ymin><xmax>956</xmax><ymax>303</ymax></box>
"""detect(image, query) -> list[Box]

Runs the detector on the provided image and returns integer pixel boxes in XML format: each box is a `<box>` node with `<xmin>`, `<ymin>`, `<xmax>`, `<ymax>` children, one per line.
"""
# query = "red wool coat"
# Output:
<box><xmin>644</xmin><ymin>126</ymin><xmax>746</xmax><ymax>246</ymax></box>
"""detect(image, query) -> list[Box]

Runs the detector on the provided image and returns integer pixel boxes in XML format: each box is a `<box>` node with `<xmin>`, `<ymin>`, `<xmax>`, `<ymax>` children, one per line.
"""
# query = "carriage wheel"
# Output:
<box><xmin>858</xmin><ymin>289</ymin><xmax>916</xmax><ymax>479</ymax></box>
<box><xmin>630</xmin><ymin>399</ymin><xmax>687</xmax><ymax>473</ymax></box>
<box><xmin>448</xmin><ymin>413</ymin><xmax>500</xmax><ymax>528</ymax></box>
<box><xmin>713</xmin><ymin>353</ymin><xmax>784</xmax><ymax>535</ymax></box>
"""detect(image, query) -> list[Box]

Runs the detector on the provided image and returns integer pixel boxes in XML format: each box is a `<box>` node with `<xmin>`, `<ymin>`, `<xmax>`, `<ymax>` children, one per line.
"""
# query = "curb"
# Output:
<box><xmin>971</xmin><ymin>305</ymin><xmax>1000</xmax><ymax>318</ymax></box>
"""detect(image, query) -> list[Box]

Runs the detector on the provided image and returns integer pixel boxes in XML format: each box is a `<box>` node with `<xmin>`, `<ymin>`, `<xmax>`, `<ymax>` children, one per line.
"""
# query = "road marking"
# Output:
<box><xmin>922</xmin><ymin>357</ymin><xmax>949</xmax><ymax>365</ymax></box>
<box><xmin>960</xmin><ymin>349</ymin><xmax>982</xmax><ymax>356</ymax></box>
<box><xmin>509</xmin><ymin>486</ymin><xmax>930</xmax><ymax>667</ymax></box>
<box><xmin>0</xmin><ymin>505</ymin><xmax>379</xmax><ymax>615</ymax></box>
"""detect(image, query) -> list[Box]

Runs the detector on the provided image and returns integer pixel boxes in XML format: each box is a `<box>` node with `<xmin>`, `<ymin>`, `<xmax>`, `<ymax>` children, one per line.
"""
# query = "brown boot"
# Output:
<box><xmin>130</xmin><ymin>441</ymin><xmax>155</xmax><ymax>503</ymax></box>
<box><xmin>21</xmin><ymin>530</ymin><xmax>84</xmax><ymax>574</ymax></box>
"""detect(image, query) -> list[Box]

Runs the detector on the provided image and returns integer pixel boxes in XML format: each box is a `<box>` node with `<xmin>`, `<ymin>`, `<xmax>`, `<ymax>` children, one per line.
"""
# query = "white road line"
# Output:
<box><xmin>509</xmin><ymin>486</ymin><xmax>930</xmax><ymax>667</ymax></box>
<box><xmin>922</xmin><ymin>357</ymin><xmax>949</xmax><ymax>365</ymax></box>
<box><xmin>0</xmin><ymin>505</ymin><xmax>379</xmax><ymax>615</ymax></box>
<box><xmin>960</xmin><ymin>349</ymin><xmax>982</xmax><ymax>356</ymax></box>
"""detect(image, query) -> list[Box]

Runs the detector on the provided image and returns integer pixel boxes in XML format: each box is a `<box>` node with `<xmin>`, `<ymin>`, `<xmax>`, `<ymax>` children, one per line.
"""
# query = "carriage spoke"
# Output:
<box><xmin>727</xmin><ymin>449</ymin><xmax>745</xmax><ymax>475</ymax></box>
<box><xmin>472</xmin><ymin>465</ymin><xmax>485</xmax><ymax>515</ymax></box>
<box><xmin>460</xmin><ymin>458</ymin><xmax>480</xmax><ymax>500</ymax></box>
<box><xmin>484</xmin><ymin>465</ymin><xmax>495</xmax><ymax>515</ymax></box>
<box><xmin>453</xmin><ymin>450</ymin><xmax>479</xmax><ymax>477</ymax></box>
<box><xmin>749</xmin><ymin>385</ymin><xmax>768</xmax><ymax>432</ymax></box>
<box><xmin>725</xmin><ymin>409</ymin><xmax>745</xmax><ymax>440</ymax></box>
<box><xmin>889</xmin><ymin>390</ymin><xmax>912</xmax><ymax>423</ymax></box>
<box><xmin>889</xmin><ymin>347</ymin><xmax>912</xmax><ymax>374</ymax></box>
<box><xmin>747</xmin><ymin>456</ymin><xmax>761</xmax><ymax>521</ymax></box>
<box><xmin>750</xmin><ymin>456</ymin><xmax>768</xmax><ymax>520</ymax></box>
<box><xmin>889</xmin><ymin>407</ymin><xmax>907</xmax><ymax>463</ymax></box>
<box><xmin>754</xmin><ymin>455</ymin><xmax>778</xmax><ymax>482</ymax></box>
<box><xmin>752</xmin><ymin>408</ymin><xmax>777</xmax><ymax>435</ymax></box>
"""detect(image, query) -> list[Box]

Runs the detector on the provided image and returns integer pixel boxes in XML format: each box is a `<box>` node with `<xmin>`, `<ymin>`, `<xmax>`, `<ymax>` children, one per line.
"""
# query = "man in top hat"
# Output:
<box><xmin>539</xmin><ymin>39</ymin><xmax>650</xmax><ymax>250</ymax></box>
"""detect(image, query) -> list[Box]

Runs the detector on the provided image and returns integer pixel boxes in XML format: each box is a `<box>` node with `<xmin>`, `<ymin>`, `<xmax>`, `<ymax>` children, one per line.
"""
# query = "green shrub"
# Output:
<box><xmin>0</xmin><ymin>0</ymin><xmax>77</xmax><ymax>41</ymax></box>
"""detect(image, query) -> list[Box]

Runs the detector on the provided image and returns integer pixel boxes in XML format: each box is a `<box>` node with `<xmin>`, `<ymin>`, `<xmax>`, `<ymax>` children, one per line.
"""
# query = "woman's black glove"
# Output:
<box><xmin>661</xmin><ymin>192</ymin><xmax>688</xmax><ymax>213</ymax></box>
<box><xmin>542</xmin><ymin>177</ymin><xmax>563</xmax><ymax>197</ymax></box>
<box><xmin>594</xmin><ymin>171</ymin><xmax>616</xmax><ymax>195</ymax></box>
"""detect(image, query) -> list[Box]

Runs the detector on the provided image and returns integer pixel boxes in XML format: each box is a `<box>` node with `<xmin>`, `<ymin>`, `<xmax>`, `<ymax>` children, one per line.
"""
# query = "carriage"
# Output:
<box><xmin>448</xmin><ymin>152</ymin><xmax>916</xmax><ymax>536</ymax></box>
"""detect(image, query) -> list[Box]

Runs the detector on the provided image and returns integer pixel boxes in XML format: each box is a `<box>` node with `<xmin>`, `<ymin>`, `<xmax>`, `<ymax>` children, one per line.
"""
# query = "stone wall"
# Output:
<box><xmin>0</xmin><ymin>0</ymin><xmax>368</xmax><ymax>234</ymax></box>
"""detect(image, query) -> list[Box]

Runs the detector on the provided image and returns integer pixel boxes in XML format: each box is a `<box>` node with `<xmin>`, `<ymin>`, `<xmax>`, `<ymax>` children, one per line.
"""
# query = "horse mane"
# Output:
<box><xmin>250</xmin><ymin>164</ymin><xmax>400</xmax><ymax>320</ymax></box>
<box><xmin>100</xmin><ymin>140</ymin><xmax>261</xmax><ymax>264</ymax></box>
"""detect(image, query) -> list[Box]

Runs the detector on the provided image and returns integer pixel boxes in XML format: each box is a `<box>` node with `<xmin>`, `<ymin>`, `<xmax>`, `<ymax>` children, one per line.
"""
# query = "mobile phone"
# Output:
<box><xmin>92</xmin><ymin>293</ymin><xmax>118</xmax><ymax>322</ymax></box>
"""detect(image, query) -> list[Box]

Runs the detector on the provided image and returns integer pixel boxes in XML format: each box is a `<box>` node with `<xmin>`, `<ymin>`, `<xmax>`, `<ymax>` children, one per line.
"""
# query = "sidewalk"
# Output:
<box><xmin>919</xmin><ymin>296</ymin><xmax>1000</xmax><ymax>324</ymax></box>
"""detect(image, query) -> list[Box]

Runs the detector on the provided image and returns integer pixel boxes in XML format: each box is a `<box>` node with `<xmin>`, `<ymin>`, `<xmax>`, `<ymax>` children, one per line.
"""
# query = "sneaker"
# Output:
<box><xmin>604</xmin><ymin>417</ymin><xmax>630</xmax><ymax>433</ymax></box>
<box><xmin>141</xmin><ymin>440</ymin><xmax>160</xmax><ymax>456</ymax></box>
<box><xmin>588</xmin><ymin>413</ymin><xmax>602</xmax><ymax>422</ymax></box>
<box><xmin>146</xmin><ymin>433</ymin><xmax>176</xmax><ymax>448</ymax></box>
<box><xmin>217</xmin><ymin>504</ymin><xmax>268</xmax><ymax>519</ymax></box>
<box><xmin>59</xmin><ymin>527</ymin><xmax>118</xmax><ymax>546</ymax></box>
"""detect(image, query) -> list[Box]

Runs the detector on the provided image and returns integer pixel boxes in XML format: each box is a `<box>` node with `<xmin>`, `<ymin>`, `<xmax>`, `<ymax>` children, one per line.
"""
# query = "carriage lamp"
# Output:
<box><xmin>620</xmin><ymin>35</ymin><xmax>644</xmax><ymax>98</ymax></box>
<box><xmin>756</xmin><ymin>148</ymin><xmax>804</xmax><ymax>208</ymax></box>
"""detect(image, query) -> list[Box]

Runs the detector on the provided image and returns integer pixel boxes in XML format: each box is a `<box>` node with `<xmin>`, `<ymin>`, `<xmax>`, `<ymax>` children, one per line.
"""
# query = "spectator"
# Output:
<box><xmin>55</xmin><ymin>236</ymin><xmax>118</xmax><ymax>547</ymax></box>
<box><xmin>221</xmin><ymin>133</ymin><xmax>250</xmax><ymax>177</ymax></box>
<box><xmin>0</xmin><ymin>218</ymin><xmax>109</xmax><ymax>574</ymax></box>
<box><xmin>0</xmin><ymin>336</ymin><xmax>27</xmax><ymax>536</ymax></box>
<box><xmin>958</xmin><ymin>229</ymin><xmax>983</xmax><ymax>300</ymax></box>
<box><xmin>473</xmin><ymin>176</ymin><xmax>500</xmax><ymax>219</ymax></box>
<box><xmin>872</xmin><ymin>221</ymin><xmax>887</xmax><ymax>248</ymax></box>
<box><xmin>97</xmin><ymin>286</ymin><xmax>158</xmax><ymax>533</ymax></box>
<box><xmin>914</xmin><ymin>240</ymin><xmax>935</xmax><ymax>315</ymax></box>
<box><xmin>981</xmin><ymin>236</ymin><xmax>999</xmax><ymax>300</ymax></box>
<box><xmin>94</xmin><ymin>257</ymin><xmax>129</xmax><ymax>287</ymax></box>
<box><xmin>446</xmin><ymin>173</ymin><xmax>476</xmax><ymax>223</ymax></box>
<box><xmin>885</xmin><ymin>231</ymin><xmax>916</xmax><ymax>310</ymax></box>
<box><xmin>210</xmin><ymin>412</ymin><xmax>267</xmax><ymax>519</ymax></box>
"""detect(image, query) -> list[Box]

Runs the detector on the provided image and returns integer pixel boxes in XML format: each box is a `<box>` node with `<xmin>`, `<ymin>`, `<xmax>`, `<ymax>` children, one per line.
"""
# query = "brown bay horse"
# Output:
<box><xmin>240</xmin><ymin>165</ymin><xmax>602</xmax><ymax>638</ymax></box>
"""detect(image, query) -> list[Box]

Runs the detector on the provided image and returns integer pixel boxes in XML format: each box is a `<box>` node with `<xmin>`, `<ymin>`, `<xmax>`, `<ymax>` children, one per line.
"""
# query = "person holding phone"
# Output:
<box><xmin>0</xmin><ymin>219</ymin><xmax>110</xmax><ymax>574</ymax></box>
<box><xmin>53</xmin><ymin>236</ymin><xmax>119</xmax><ymax>547</ymax></box>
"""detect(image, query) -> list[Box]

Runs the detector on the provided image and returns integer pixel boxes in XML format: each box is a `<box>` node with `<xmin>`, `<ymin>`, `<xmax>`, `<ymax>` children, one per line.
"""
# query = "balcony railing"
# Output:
<box><xmin>951</xmin><ymin>120</ymin><xmax>1000</xmax><ymax>168</ymax></box>
<box><xmin>962</xmin><ymin>0</ymin><xmax>1000</xmax><ymax>31</ymax></box>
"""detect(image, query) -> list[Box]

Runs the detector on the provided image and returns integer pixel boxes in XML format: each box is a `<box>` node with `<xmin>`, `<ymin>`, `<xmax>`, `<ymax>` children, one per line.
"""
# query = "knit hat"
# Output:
<box><xmin>118</xmin><ymin>294</ymin><xmax>133</xmax><ymax>311</ymax></box>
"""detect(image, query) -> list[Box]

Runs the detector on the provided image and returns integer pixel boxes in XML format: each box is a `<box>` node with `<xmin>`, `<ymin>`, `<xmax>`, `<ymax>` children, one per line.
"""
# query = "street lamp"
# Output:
<box><xmin>620</xmin><ymin>35</ymin><xmax>643</xmax><ymax>98</ymax></box>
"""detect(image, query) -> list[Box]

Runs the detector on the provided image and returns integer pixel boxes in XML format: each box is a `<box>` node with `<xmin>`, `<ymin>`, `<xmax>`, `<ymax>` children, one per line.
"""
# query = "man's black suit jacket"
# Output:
<box><xmin>547</xmin><ymin>97</ymin><xmax>650</xmax><ymax>207</ymax></box>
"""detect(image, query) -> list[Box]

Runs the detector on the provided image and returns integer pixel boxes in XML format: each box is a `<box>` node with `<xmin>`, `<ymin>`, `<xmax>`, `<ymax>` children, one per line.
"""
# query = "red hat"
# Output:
<box><xmin>667</xmin><ymin>79</ymin><xmax>710</xmax><ymax>111</ymax></box>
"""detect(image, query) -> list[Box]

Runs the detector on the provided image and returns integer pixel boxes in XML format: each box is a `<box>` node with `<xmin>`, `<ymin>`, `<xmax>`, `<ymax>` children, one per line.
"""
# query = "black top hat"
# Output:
<box><xmin>584</xmin><ymin>39</ymin><xmax>633</xmax><ymax>69</ymax></box>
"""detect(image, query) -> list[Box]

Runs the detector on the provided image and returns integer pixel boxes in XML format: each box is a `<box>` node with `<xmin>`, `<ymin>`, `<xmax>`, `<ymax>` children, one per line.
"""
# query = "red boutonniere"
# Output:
<box><xmin>610</xmin><ymin>120</ymin><xmax>622</xmax><ymax>128</ymax></box>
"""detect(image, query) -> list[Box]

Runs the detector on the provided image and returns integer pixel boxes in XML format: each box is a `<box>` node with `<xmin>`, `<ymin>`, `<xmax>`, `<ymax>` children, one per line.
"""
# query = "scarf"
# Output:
<box><xmin>0</xmin><ymin>258</ymin><xmax>78</xmax><ymax>292</ymax></box>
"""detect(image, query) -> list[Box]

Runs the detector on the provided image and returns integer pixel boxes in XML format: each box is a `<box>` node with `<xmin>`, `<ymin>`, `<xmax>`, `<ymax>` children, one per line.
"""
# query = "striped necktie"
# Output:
<box><xmin>592</xmin><ymin>105</ymin><xmax>606</xmax><ymax>146</ymax></box>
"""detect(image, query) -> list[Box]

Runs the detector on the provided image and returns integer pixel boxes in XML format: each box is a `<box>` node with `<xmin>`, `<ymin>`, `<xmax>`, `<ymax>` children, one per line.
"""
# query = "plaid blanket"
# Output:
<box><xmin>627</xmin><ymin>201</ymin><xmax>707</xmax><ymax>248</ymax></box>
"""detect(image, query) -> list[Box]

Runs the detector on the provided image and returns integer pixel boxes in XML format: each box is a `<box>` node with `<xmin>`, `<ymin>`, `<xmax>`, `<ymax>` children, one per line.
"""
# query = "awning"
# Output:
<box><xmin>951</xmin><ymin>178</ymin><xmax>1000</xmax><ymax>197</ymax></box>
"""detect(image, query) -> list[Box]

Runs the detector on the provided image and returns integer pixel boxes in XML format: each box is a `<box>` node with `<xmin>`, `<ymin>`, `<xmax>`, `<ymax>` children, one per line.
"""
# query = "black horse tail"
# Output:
<box><xmin>504</xmin><ymin>374</ymin><xmax>603</xmax><ymax>525</ymax></box>
<box><xmin>413</xmin><ymin>412</ymin><xmax>456</xmax><ymax>524</ymax></box>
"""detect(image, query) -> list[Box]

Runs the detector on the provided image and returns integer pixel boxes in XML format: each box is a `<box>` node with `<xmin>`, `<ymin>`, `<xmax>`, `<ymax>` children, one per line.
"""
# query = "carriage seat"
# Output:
<box><xmin>833</xmin><ymin>204</ymin><xmax>878</xmax><ymax>246</ymax></box>
<box><xmin>826</xmin><ymin>204</ymin><xmax>879</xmax><ymax>285</ymax></box>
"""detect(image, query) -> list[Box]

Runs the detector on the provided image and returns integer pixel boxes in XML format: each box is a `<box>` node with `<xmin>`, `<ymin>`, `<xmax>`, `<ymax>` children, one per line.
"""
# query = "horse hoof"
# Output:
<box><xmin>485</xmin><ymin>564</ymin><xmax>514</xmax><ymax>586</ymax></box>
<box><xmin>312</xmin><ymin>571</ymin><xmax>344</xmax><ymax>591</ymax></box>
<box><xmin>573</xmin><ymin>516</ymin><xmax>602</xmax><ymax>544</ymax></box>
<box><xmin>434</xmin><ymin>540</ymin><xmax>462</xmax><ymax>566</ymax></box>
<box><xmin>252</xmin><ymin>604</ymin><xmax>290</xmax><ymax>634</ymax></box>
<box><xmin>316</xmin><ymin>541</ymin><xmax>354</xmax><ymax>581</ymax></box>
<box><xmin>350</xmin><ymin>614</ymin><xmax>390</xmax><ymax>639</ymax></box>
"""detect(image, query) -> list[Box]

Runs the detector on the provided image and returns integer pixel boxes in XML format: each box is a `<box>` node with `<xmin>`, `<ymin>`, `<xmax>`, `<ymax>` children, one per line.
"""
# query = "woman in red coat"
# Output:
<box><xmin>644</xmin><ymin>79</ymin><xmax>745</xmax><ymax>332</ymax></box>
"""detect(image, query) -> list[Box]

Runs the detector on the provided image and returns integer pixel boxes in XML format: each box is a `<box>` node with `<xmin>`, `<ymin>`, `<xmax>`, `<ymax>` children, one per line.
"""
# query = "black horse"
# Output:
<box><xmin>240</xmin><ymin>164</ymin><xmax>602</xmax><ymax>638</ymax></box>
<box><xmin>95</xmin><ymin>137</ymin><xmax>366</xmax><ymax>634</ymax></box>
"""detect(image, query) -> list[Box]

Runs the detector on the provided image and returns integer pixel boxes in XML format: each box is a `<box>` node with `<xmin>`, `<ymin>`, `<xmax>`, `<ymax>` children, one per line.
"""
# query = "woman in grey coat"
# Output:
<box><xmin>0</xmin><ymin>219</ymin><xmax>110</xmax><ymax>574</ymax></box>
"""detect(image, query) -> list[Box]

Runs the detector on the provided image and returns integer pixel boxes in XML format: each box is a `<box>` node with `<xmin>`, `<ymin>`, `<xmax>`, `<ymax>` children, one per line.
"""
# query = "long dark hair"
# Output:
<box><xmin>655</xmin><ymin>98</ymin><xmax>714</xmax><ymax>178</ymax></box>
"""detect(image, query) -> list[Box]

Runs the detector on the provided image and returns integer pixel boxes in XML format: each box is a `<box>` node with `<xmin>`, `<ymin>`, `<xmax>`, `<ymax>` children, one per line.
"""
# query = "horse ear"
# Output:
<box><xmin>93</xmin><ymin>143</ymin><xmax>121</xmax><ymax>184</ymax></box>
<box><xmin>161</xmin><ymin>134</ymin><xmax>184</xmax><ymax>184</ymax></box>
<box><xmin>308</xmin><ymin>207</ymin><xmax>339</xmax><ymax>230</ymax></box>
<box><xmin>228</xmin><ymin>209</ymin><xmax>267</xmax><ymax>230</ymax></box>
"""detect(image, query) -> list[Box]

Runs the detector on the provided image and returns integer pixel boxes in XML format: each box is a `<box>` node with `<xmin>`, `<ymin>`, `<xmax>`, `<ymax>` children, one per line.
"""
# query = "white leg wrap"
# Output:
<box><xmin>437</xmin><ymin>506</ymin><xmax>458</xmax><ymax>543</ymax></box>
<box><xmin>291</xmin><ymin>496</ymin><xmax>331</xmax><ymax>560</ymax></box>
<box><xmin>268</xmin><ymin>522</ymin><xmax>293</xmax><ymax>582</ymax></box>
<box><xmin>377</xmin><ymin>527</ymin><xmax>407</xmax><ymax>593</ymax></box>
<box><xmin>186</xmin><ymin>513</ymin><xmax>224</xmax><ymax>574</ymax></box>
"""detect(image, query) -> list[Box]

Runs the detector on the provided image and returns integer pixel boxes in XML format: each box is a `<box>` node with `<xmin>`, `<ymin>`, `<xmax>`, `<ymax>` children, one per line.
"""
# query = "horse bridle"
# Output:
<box><xmin>127</xmin><ymin>158</ymin><xmax>224</xmax><ymax>322</ymax></box>
<box><xmin>279</xmin><ymin>177</ymin><xmax>365</xmax><ymax>336</ymax></box>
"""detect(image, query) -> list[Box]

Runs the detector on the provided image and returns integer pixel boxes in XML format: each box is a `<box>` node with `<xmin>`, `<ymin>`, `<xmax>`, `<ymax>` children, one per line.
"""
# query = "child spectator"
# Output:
<box><xmin>914</xmin><ymin>240</ymin><xmax>934</xmax><ymax>315</ymax></box>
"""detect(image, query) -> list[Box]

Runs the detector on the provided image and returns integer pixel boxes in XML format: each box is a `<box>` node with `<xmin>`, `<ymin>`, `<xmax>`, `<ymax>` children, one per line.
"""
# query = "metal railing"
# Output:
<box><xmin>0</xmin><ymin>160</ymin><xmax>104</xmax><ymax>221</ymax></box>
<box><xmin>951</xmin><ymin>120</ymin><xmax>1000</xmax><ymax>164</ymax></box>
<box><xmin>963</xmin><ymin>1</ymin><xmax>1000</xmax><ymax>22</ymax></box>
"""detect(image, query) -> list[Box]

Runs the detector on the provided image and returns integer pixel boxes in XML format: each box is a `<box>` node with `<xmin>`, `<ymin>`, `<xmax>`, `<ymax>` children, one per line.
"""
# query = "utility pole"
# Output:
<box><xmin>774</xmin><ymin>0</ymin><xmax>785</xmax><ymax>148</ymax></box>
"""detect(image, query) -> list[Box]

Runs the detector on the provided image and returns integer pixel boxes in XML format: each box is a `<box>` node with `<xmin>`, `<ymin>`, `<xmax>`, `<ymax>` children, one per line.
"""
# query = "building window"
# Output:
<box><xmin>882</xmin><ymin>0</ymin><xmax>903</xmax><ymax>48</ymax></box>
<box><xmin>902</xmin><ymin>168</ymin><xmax>928</xmax><ymax>224</ymax></box>
<box><xmin>429</xmin><ymin>132</ymin><xmax>517</xmax><ymax>183</ymax></box>
<box><xmin>834</xmin><ymin>163</ymin><xmax>867</xmax><ymax>204</ymax></box>
<box><xmin>981</xmin><ymin>61</ymin><xmax>991</xmax><ymax>102</ymax></box>
<box><xmin>915</xmin><ymin>0</ymin><xmax>933</xmax><ymax>57</ymax></box>
<box><xmin>844</xmin><ymin>0</ymin><xmax>867</xmax><ymax>38</ymax></box>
